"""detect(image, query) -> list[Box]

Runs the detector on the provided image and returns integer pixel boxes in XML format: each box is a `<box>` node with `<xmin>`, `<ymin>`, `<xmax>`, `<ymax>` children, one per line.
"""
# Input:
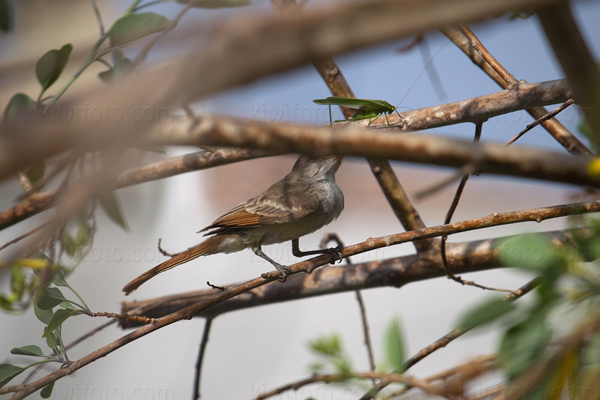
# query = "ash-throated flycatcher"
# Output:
<box><xmin>123</xmin><ymin>155</ymin><xmax>344</xmax><ymax>295</ymax></box>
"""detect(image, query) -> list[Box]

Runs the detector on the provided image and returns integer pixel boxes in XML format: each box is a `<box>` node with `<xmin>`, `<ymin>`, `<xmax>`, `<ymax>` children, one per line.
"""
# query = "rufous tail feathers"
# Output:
<box><xmin>122</xmin><ymin>236</ymin><xmax>224</xmax><ymax>295</ymax></box>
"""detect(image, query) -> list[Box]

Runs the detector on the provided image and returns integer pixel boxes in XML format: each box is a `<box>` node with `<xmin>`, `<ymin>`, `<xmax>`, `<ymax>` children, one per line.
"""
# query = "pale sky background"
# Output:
<box><xmin>1</xmin><ymin>1</ymin><xmax>600</xmax><ymax>399</ymax></box>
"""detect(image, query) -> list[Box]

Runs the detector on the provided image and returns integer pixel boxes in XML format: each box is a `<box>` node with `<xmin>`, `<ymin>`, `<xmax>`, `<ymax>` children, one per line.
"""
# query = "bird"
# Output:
<box><xmin>122</xmin><ymin>155</ymin><xmax>344</xmax><ymax>295</ymax></box>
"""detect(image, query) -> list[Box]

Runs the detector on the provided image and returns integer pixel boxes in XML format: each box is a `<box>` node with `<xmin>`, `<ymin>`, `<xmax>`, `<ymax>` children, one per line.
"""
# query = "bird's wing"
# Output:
<box><xmin>204</xmin><ymin>180</ymin><xmax>319</xmax><ymax>231</ymax></box>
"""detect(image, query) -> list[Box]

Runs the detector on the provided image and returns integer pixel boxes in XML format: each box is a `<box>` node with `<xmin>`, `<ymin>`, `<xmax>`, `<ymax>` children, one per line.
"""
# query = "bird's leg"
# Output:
<box><xmin>253</xmin><ymin>246</ymin><xmax>291</xmax><ymax>282</ymax></box>
<box><xmin>291</xmin><ymin>238</ymin><xmax>343</xmax><ymax>265</ymax></box>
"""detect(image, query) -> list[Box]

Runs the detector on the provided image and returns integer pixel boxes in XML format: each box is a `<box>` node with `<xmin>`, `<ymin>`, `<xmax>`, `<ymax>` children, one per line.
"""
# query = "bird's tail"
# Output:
<box><xmin>122</xmin><ymin>235</ymin><xmax>224</xmax><ymax>295</ymax></box>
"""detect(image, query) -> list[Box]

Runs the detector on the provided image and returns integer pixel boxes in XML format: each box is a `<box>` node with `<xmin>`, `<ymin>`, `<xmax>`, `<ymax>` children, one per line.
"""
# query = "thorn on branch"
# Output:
<box><xmin>207</xmin><ymin>281</ymin><xmax>225</xmax><ymax>291</ymax></box>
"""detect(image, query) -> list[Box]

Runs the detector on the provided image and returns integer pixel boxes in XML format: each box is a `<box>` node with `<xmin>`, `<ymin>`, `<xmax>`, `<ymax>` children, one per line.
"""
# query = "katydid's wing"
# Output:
<box><xmin>314</xmin><ymin>97</ymin><xmax>396</xmax><ymax>113</ymax></box>
<box><xmin>313</xmin><ymin>97</ymin><xmax>389</xmax><ymax>112</ymax></box>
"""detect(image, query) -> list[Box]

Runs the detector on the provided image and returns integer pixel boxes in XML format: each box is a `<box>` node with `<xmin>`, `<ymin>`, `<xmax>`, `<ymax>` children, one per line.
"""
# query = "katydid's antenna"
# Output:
<box><xmin>395</xmin><ymin>40</ymin><xmax>450</xmax><ymax>110</ymax></box>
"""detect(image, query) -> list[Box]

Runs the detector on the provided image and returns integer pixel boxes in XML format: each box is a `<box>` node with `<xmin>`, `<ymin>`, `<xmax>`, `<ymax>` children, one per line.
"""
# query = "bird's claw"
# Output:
<box><xmin>327</xmin><ymin>245</ymin><xmax>344</xmax><ymax>265</ymax></box>
<box><xmin>273</xmin><ymin>263</ymin><xmax>291</xmax><ymax>282</ymax></box>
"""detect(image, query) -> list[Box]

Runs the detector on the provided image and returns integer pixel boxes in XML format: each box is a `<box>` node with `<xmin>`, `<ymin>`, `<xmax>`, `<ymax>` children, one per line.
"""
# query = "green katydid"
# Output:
<box><xmin>313</xmin><ymin>97</ymin><xmax>403</xmax><ymax>126</ymax></box>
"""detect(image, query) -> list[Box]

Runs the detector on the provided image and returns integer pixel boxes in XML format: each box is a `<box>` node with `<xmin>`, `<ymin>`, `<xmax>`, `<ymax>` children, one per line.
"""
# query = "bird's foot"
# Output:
<box><xmin>272</xmin><ymin>262</ymin><xmax>292</xmax><ymax>282</ymax></box>
<box><xmin>325</xmin><ymin>245</ymin><xmax>344</xmax><ymax>265</ymax></box>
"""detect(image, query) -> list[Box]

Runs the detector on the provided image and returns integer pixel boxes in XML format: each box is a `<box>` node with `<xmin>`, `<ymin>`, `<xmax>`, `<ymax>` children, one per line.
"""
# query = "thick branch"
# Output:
<box><xmin>119</xmin><ymin>214</ymin><xmax>593</xmax><ymax>326</ymax></box>
<box><xmin>442</xmin><ymin>25</ymin><xmax>592</xmax><ymax>155</ymax></box>
<box><xmin>0</xmin><ymin>0</ymin><xmax>566</xmax><ymax>183</ymax></box>
<box><xmin>10</xmin><ymin>202</ymin><xmax>597</xmax><ymax>398</ymax></box>
<box><xmin>118</xmin><ymin>236</ymin><xmax>501</xmax><ymax>325</ymax></box>
<box><xmin>371</xmin><ymin>79</ymin><xmax>572</xmax><ymax>129</ymax></box>
<box><xmin>150</xmin><ymin>117</ymin><xmax>598</xmax><ymax>188</ymax></box>
<box><xmin>537</xmin><ymin>2</ymin><xmax>600</xmax><ymax>147</ymax></box>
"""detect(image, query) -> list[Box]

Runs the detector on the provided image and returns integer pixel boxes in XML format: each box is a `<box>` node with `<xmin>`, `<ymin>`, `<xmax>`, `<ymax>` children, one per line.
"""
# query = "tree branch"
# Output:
<box><xmin>150</xmin><ymin>116</ymin><xmax>597</xmax><ymax>188</ymax></box>
<box><xmin>0</xmin><ymin>0</ymin><xmax>567</xmax><ymax>181</ymax></box>
<box><xmin>119</xmin><ymin>220</ymin><xmax>590</xmax><ymax>326</ymax></box>
<box><xmin>442</xmin><ymin>25</ymin><xmax>592</xmax><ymax>155</ymax></box>
<box><xmin>0</xmin><ymin>148</ymin><xmax>276</xmax><ymax>231</ymax></box>
<box><xmin>9</xmin><ymin>203</ymin><xmax>596</xmax><ymax>398</ymax></box>
<box><xmin>537</xmin><ymin>1</ymin><xmax>600</xmax><ymax>148</ymax></box>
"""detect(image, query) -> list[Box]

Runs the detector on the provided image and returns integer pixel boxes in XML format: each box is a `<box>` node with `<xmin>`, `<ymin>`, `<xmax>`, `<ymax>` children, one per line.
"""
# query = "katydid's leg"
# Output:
<box><xmin>394</xmin><ymin>109</ymin><xmax>406</xmax><ymax>128</ymax></box>
<box><xmin>291</xmin><ymin>238</ymin><xmax>343</xmax><ymax>265</ymax></box>
<box><xmin>385</xmin><ymin>113</ymin><xmax>390</xmax><ymax>126</ymax></box>
<box><xmin>254</xmin><ymin>246</ymin><xmax>291</xmax><ymax>282</ymax></box>
<box><xmin>328</xmin><ymin>105</ymin><xmax>332</xmax><ymax>125</ymax></box>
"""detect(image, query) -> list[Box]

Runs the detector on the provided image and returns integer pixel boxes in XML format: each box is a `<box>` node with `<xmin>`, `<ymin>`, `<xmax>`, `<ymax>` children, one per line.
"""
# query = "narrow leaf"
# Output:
<box><xmin>36</xmin><ymin>44</ymin><xmax>73</xmax><ymax>94</ymax></box>
<box><xmin>499</xmin><ymin>313</ymin><xmax>551</xmax><ymax>379</ymax></box>
<box><xmin>61</xmin><ymin>233</ymin><xmax>76</xmax><ymax>257</ymax></box>
<box><xmin>41</xmin><ymin>381</ymin><xmax>55</xmax><ymax>398</ymax></box>
<box><xmin>457</xmin><ymin>297</ymin><xmax>515</xmax><ymax>331</ymax></box>
<box><xmin>386</xmin><ymin>318</ymin><xmax>405</xmax><ymax>373</ymax></box>
<box><xmin>3</xmin><ymin>93</ymin><xmax>36</xmax><ymax>122</ymax></box>
<box><xmin>0</xmin><ymin>364</ymin><xmax>25</xmax><ymax>387</ymax></box>
<box><xmin>43</xmin><ymin>308</ymin><xmax>75</xmax><ymax>338</ymax></box>
<box><xmin>108</xmin><ymin>12</ymin><xmax>172</xmax><ymax>48</ymax></box>
<box><xmin>98</xmin><ymin>191</ymin><xmax>128</xmax><ymax>230</ymax></box>
<box><xmin>51</xmin><ymin>268</ymin><xmax>69</xmax><ymax>288</ymax></box>
<box><xmin>0</xmin><ymin>0</ymin><xmax>12</xmax><ymax>32</ymax></box>
<box><xmin>10</xmin><ymin>266</ymin><xmax>25</xmax><ymax>298</ymax></box>
<box><xmin>45</xmin><ymin>332</ymin><xmax>59</xmax><ymax>354</ymax></box>
<box><xmin>11</xmin><ymin>345</ymin><xmax>45</xmax><ymax>357</ymax></box>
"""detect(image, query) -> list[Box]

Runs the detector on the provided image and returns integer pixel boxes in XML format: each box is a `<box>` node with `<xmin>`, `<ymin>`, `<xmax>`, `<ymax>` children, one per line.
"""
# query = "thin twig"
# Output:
<box><xmin>443</xmin><ymin>25</ymin><xmax>591</xmax><ymax>155</ymax></box>
<box><xmin>360</xmin><ymin>279</ymin><xmax>537</xmax><ymax>400</ymax></box>
<box><xmin>320</xmin><ymin>233</ymin><xmax>376</xmax><ymax>382</ymax></box>
<box><xmin>193</xmin><ymin>317</ymin><xmax>214</xmax><ymax>400</ymax></box>
<box><xmin>457</xmin><ymin>24</ymin><xmax>516</xmax><ymax>85</ymax></box>
<box><xmin>439</xmin><ymin>122</ymin><xmax>512</xmax><ymax>293</ymax></box>
<box><xmin>414</xmin><ymin>165</ymin><xmax>476</xmax><ymax>201</ymax></box>
<box><xmin>0</xmin><ymin>221</ymin><xmax>52</xmax><ymax>251</ymax></box>
<box><xmin>404</xmin><ymin>278</ymin><xmax>539</xmax><ymax>370</ymax></box>
<box><xmin>506</xmin><ymin>99</ymin><xmax>575</xmax><ymax>146</ymax></box>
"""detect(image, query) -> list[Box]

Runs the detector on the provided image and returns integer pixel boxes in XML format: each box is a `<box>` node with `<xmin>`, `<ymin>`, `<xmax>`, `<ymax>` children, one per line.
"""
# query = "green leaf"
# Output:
<box><xmin>41</xmin><ymin>381</ymin><xmax>55</xmax><ymax>398</ymax></box>
<box><xmin>34</xmin><ymin>301</ymin><xmax>53</xmax><ymax>324</ymax></box>
<box><xmin>51</xmin><ymin>268</ymin><xmax>69</xmax><ymax>288</ymax></box>
<box><xmin>499</xmin><ymin>312</ymin><xmax>551</xmax><ymax>380</ymax></box>
<box><xmin>11</xmin><ymin>345</ymin><xmax>45</xmax><ymax>357</ymax></box>
<box><xmin>108</xmin><ymin>12</ymin><xmax>172</xmax><ymax>48</ymax></box>
<box><xmin>3</xmin><ymin>93</ymin><xmax>36</xmax><ymax>122</ymax></box>
<box><xmin>10</xmin><ymin>266</ymin><xmax>25</xmax><ymax>298</ymax></box>
<box><xmin>45</xmin><ymin>332</ymin><xmax>59</xmax><ymax>355</ymax></box>
<box><xmin>98</xmin><ymin>51</ymin><xmax>133</xmax><ymax>83</ymax></box>
<box><xmin>0</xmin><ymin>0</ymin><xmax>13</xmax><ymax>33</ymax></box>
<box><xmin>25</xmin><ymin>162</ymin><xmax>45</xmax><ymax>185</ymax></box>
<box><xmin>37</xmin><ymin>287</ymin><xmax>68</xmax><ymax>310</ymax></box>
<box><xmin>457</xmin><ymin>297</ymin><xmax>515</xmax><ymax>331</ymax></box>
<box><xmin>499</xmin><ymin>234</ymin><xmax>558</xmax><ymax>272</ymax></box>
<box><xmin>98</xmin><ymin>191</ymin><xmax>128</xmax><ymax>230</ymax></box>
<box><xmin>309</xmin><ymin>335</ymin><xmax>341</xmax><ymax>357</ymax></box>
<box><xmin>43</xmin><ymin>308</ymin><xmax>76</xmax><ymax>338</ymax></box>
<box><xmin>61</xmin><ymin>232</ymin><xmax>77</xmax><ymax>257</ymax></box>
<box><xmin>36</xmin><ymin>44</ymin><xmax>73</xmax><ymax>94</ymax></box>
<box><xmin>0</xmin><ymin>363</ymin><xmax>25</xmax><ymax>387</ymax></box>
<box><xmin>385</xmin><ymin>318</ymin><xmax>405</xmax><ymax>373</ymax></box>
<box><xmin>177</xmin><ymin>0</ymin><xmax>251</xmax><ymax>8</ymax></box>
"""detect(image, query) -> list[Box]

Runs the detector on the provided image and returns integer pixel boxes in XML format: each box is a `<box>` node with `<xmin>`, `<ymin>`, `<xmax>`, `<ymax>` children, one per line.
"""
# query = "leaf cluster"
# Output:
<box><xmin>0</xmin><ymin>270</ymin><xmax>90</xmax><ymax>396</ymax></box>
